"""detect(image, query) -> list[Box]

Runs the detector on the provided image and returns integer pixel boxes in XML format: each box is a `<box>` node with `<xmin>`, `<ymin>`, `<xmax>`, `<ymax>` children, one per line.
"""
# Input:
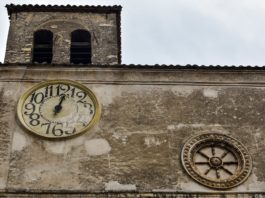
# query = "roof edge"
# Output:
<box><xmin>6</xmin><ymin>4</ymin><xmax>122</xmax><ymax>17</ymax></box>
<box><xmin>1</xmin><ymin>63</ymin><xmax>265</xmax><ymax>71</ymax></box>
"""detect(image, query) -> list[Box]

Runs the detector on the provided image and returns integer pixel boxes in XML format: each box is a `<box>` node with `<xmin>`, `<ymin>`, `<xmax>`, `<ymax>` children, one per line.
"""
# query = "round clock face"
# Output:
<box><xmin>17</xmin><ymin>80</ymin><xmax>100</xmax><ymax>139</ymax></box>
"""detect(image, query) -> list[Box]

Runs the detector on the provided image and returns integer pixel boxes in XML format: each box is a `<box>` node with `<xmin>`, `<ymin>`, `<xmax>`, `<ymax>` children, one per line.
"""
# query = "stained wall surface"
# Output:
<box><xmin>4</xmin><ymin>11</ymin><xmax>120</xmax><ymax>64</ymax></box>
<box><xmin>0</xmin><ymin>66</ymin><xmax>265</xmax><ymax>197</ymax></box>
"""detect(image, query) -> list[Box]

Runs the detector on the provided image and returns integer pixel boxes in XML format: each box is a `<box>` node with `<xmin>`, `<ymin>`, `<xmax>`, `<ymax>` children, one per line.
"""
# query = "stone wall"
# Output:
<box><xmin>0</xmin><ymin>65</ymin><xmax>265</xmax><ymax>196</ymax></box>
<box><xmin>4</xmin><ymin>11</ymin><xmax>120</xmax><ymax>64</ymax></box>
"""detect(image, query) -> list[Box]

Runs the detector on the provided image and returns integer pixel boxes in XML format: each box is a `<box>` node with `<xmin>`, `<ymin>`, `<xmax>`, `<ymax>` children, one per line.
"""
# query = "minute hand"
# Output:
<box><xmin>54</xmin><ymin>95</ymin><xmax>66</xmax><ymax>115</ymax></box>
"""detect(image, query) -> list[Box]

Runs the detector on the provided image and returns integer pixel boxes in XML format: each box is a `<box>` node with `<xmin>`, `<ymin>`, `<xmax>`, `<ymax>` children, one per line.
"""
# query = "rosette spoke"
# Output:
<box><xmin>221</xmin><ymin>150</ymin><xmax>229</xmax><ymax>159</ymax></box>
<box><xmin>221</xmin><ymin>167</ymin><xmax>234</xmax><ymax>175</ymax></box>
<box><xmin>216</xmin><ymin>169</ymin><xmax>220</xmax><ymax>179</ymax></box>
<box><xmin>194</xmin><ymin>162</ymin><xmax>209</xmax><ymax>165</ymax></box>
<box><xmin>223</xmin><ymin>161</ymin><xmax>238</xmax><ymax>165</ymax></box>
<box><xmin>211</xmin><ymin>146</ymin><xmax>215</xmax><ymax>156</ymax></box>
<box><xmin>204</xmin><ymin>168</ymin><xmax>211</xmax><ymax>175</ymax></box>
<box><xmin>198</xmin><ymin>151</ymin><xmax>210</xmax><ymax>160</ymax></box>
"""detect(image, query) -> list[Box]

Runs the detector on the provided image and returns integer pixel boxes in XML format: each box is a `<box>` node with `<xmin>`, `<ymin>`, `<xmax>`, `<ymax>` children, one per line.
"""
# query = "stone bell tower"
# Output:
<box><xmin>5</xmin><ymin>4</ymin><xmax>121</xmax><ymax>64</ymax></box>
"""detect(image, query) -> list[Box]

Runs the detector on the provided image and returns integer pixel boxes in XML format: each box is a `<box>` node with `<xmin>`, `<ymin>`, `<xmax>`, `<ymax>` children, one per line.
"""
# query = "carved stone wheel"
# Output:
<box><xmin>181</xmin><ymin>133</ymin><xmax>252</xmax><ymax>189</ymax></box>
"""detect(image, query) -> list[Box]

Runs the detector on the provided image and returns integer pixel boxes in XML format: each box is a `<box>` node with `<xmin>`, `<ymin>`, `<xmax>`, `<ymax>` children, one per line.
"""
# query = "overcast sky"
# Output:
<box><xmin>1</xmin><ymin>0</ymin><xmax>265</xmax><ymax>65</ymax></box>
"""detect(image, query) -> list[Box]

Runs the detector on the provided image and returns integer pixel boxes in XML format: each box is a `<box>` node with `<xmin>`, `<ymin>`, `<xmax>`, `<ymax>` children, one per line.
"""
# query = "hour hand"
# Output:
<box><xmin>53</xmin><ymin>95</ymin><xmax>66</xmax><ymax>115</ymax></box>
<box><xmin>54</xmin><ymin>104</ymin><xmax>62</xmax><ymax>115</ymax></box>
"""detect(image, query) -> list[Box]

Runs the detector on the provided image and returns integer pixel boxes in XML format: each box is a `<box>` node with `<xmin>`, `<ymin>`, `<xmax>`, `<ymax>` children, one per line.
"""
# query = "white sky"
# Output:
<box><xmin>1</xmin><ymin>0</ymin><xmax>265</xmax><ymax>65</ymax></box>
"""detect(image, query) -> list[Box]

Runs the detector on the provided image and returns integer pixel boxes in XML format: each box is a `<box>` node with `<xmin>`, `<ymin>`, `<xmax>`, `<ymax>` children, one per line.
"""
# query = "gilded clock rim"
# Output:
<box><xmin>17</xmin><ymin>79</ymin><xmax>101</xmax><ymax>140</ymax></box>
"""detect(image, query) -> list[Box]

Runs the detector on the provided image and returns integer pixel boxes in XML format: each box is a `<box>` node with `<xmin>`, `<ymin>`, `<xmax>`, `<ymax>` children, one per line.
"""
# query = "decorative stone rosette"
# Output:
<box><xmin>181</xmin><ymin>133</ymin><xmax>252</xmax><ymax>189</ymax></box>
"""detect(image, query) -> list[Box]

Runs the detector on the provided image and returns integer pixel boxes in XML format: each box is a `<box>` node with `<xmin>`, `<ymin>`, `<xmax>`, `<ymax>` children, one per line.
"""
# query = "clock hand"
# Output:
<box><xmin>54</xmin><ymin>95</ymin><xmax>66</xmax><ymax>115</ymax></box>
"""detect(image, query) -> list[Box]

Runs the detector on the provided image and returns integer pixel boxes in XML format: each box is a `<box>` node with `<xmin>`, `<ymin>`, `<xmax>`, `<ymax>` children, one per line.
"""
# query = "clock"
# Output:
<box><xmin>17</xmin><ymin>80</ymin><xmax>101</xmax><ymax>139</ymax></box>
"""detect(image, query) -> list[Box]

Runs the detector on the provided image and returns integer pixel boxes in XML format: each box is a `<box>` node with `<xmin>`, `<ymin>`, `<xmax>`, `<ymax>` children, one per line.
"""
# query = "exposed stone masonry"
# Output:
<box><xmin>5</xmin><ymin>10</ymin><xmax>121</xmax><ymax>65</ymax></box>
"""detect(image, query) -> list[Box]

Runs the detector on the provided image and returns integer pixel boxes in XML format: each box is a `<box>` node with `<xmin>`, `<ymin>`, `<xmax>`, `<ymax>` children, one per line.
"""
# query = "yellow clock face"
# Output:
<box><xmin>17</xmin><ymin>80</ymin><xmax>101</xmax><ymax>139</ymax></box>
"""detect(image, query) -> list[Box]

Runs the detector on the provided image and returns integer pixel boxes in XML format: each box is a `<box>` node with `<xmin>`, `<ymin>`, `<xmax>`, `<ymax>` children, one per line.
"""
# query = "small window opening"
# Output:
<box><xmin>33</xmin><ymin>30</ymin><xmax>53</xmax><ymax>64</ymax></box>
<box><xmin>71</xmin><ymin>30</ymin><xmax>91</xmax><ymax>64</ymax></box>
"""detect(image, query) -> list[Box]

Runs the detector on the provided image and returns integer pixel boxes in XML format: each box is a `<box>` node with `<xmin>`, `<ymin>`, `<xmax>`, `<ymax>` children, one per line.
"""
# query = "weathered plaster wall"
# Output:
<box><xmin>4</xmin><ymin>12</ymin><xmax>119</xmax><ymax>64</ymax></box>
<box><xmin>0</xmin><ymin>66</ymin><xmax>265</xmax><ymax>197</ymax></box>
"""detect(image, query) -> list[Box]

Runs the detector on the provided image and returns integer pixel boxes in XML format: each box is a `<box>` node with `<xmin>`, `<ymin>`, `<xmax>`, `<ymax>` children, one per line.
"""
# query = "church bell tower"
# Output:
<box><xmin>5</xmin><ymin>4</ymin><xmax>121</xmax><ymax>65</ymax></box>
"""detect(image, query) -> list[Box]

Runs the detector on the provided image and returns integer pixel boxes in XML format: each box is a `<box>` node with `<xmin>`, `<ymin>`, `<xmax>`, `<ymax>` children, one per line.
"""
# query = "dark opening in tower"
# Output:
<box><xmin>70</xmin><ymin>30</ymin><xmax>91</xmax><ymax>64</ymax></box>
<box><xmin>33</xmin><ymin>30</ymin><xmax>53</xmax><ymax>64</ymax></box>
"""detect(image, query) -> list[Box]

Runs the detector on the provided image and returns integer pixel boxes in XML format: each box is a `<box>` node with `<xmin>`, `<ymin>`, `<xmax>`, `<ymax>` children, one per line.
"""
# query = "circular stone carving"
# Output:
<box><xmin>181</xmin><ymin>133</ymin><xmax>252</xmax><ymax>189</ymax></box>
